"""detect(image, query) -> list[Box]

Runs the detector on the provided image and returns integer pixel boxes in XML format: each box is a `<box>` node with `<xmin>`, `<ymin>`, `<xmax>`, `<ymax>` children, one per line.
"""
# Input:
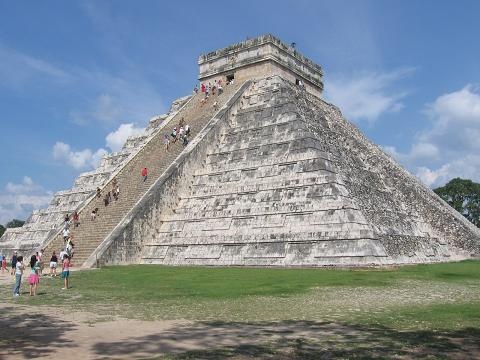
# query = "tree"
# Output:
<box><xmin>0</xmin><ymin>224</ymin><xmax>5</xmax><ymax>238</ymax></box>
<box><xmin>5</xmin><ymin>219</ymin><xmax>25</xmax><ymax>228</ymax></box>
<box><xmin>434</xmin><ymin>178</ymin><xmax>480</xmax><ymax>228</ymax></box>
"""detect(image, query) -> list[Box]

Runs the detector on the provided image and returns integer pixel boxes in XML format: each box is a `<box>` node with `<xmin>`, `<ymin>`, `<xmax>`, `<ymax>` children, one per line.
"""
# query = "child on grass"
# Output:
<box><xmin>28</xmin><ymin>255</ymin><xmax>40</xmax><ymax>296</ymax></box>
<box><xmin>61</xmin><ymin>254</ymin><xmax>71</xmax><ymax>290</ymax></box>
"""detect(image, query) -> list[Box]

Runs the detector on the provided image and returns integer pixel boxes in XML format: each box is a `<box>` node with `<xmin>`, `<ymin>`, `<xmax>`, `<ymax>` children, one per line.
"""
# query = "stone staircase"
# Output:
<box><xmin>42</xmin><ymin>82</ymin><xmax>244</xmax><ymax>266</ymax></box>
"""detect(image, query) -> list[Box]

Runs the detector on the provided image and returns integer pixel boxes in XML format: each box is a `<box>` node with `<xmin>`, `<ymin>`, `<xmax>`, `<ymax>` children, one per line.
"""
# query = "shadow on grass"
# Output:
<box><xmin>92</xmin><ymin>320</ymin><xmax>480</xmax><ymax>359</ymax></box>
<box><xmin>0</xmin><ymin>305</ymin><xmax>76</xmax><ymax>358</ymax></box>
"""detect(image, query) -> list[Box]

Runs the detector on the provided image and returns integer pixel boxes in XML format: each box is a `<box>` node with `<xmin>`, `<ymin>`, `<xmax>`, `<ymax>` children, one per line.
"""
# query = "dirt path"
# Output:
<box><xmin>1</xmin><ymin>302</ymin><xmax>479</xmax><ymax>360</ymax></box>
<box><xmin>1</xmin><ymin>271</ymin><xmax>479</xmax><ymax>359</ymax></box>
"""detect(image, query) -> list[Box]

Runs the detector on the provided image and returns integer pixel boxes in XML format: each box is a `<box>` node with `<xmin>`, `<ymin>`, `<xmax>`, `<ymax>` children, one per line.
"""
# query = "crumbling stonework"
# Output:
<box><xmin>93</xmin><ymin>76</ymin><xmax>480</xmax><ymax>267</ymax></box>
<box><xmin>3</xmin><ymin>34</ymin><xmax>479</xmax><ymax>266</ymax></box>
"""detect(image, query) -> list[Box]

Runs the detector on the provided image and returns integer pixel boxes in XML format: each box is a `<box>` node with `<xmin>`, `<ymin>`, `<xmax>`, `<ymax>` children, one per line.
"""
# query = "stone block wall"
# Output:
<box><xmin>94</xmin><ymin>76</ymin><xmax>480</xmax><ymax>267</ymax></box>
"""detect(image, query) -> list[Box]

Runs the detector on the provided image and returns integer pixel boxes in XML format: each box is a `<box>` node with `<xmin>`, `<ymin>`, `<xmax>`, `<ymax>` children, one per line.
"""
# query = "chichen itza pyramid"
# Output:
<box><xmin>2</xmin><ymin>34</ymin><xmax>480</xmax><ymax>267</ymax></box>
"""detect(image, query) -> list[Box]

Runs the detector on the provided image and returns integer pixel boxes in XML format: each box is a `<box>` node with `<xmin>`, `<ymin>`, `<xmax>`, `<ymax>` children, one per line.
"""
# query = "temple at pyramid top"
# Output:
<box><xmin>198</xmin><ymin>34</ymin><xmax>324</xmax><ymax>97</ymax></box>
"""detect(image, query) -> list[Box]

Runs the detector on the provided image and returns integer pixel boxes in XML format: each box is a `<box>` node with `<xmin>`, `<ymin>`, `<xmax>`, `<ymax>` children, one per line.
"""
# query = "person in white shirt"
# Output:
<box><xmin>13</xmin><ymin>256</ymin><xmax>24</xmax><ymax>296</ymax></box>
<box><xmin>63</xmin><ymin>228</ymin><xmax>70</xmax><ymax>242</ymax></box>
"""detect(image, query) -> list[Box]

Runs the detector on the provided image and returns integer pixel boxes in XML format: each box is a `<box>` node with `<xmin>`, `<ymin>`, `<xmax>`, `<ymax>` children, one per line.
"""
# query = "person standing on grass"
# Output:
<box><xmin>141</xmin><ymin>167</ymin><xmax>148</xmax><ymax>182</ymax></box>
<box><xmin>50</xmin><ymin>251</ymin><xmax>58</xmax><ymax>277</ymax></box>
<box><xmin>61</xmin><ymin>254</ymin><xmax>71</xmax><ymax>290</ymax></box>
<box><xmin>10</xmin><ymin>251</ymin><xmax>18</xmax><ymax>275</ymax></box>
<box><xmin>35</xmin><ymin>251</ymin><xmax>43</xmax><ymax>277</ymax></box>
<box><xmin>13</xmin><ymin>255</ymin><xmax>24</xmax><ymax>296</ymax></box>
<box><xmin>28</xmin><ymin>255</ymin><xmax>40</xmax><ymax>296</ymax></box>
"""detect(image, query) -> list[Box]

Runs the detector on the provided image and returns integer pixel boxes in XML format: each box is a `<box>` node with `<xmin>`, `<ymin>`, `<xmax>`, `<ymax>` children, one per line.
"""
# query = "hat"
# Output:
<box><xmin>14</xmin><ymin>251</ymin><xmax>17</xmax><ymax>253</ymax></box>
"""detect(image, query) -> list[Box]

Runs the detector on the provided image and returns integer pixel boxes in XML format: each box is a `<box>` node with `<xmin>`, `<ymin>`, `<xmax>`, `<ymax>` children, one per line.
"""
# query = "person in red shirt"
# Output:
<box><xmin>141</xmin><ymin>167</ymin><xmax>148</xmax><ymax>182</ymax></box>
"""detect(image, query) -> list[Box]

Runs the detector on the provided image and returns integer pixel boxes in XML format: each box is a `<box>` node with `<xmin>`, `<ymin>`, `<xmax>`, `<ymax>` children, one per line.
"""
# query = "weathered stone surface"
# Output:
<box><xmin>3</xmin><ymin>34</ymin><xmax>480</xmax><ymax>267</ymax></box>
<box><xmin>91</xmin><ymin>75</ymin><xmax>480</xmax><ymax>267</ymax></box>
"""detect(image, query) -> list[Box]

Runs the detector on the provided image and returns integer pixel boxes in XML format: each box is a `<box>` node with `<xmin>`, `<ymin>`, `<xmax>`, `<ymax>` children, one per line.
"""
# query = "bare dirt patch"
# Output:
<box><xmin>1</xmin><ymin>302</ymin><xmax>479</xmax><ymax>359</ymax></box>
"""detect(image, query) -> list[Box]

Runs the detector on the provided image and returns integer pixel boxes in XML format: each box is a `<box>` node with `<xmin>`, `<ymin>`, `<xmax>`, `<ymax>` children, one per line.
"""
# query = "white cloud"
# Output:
<box><xmin>385</xmin><ymin>85</ymin><xmax>480</xmax><ymax>188</ymax></box>
<box><xmin>0</xmin><ymin>177</ymin><xmax>53</xmax><ymax>225</ymax></box>
<box><xmin>52</xmin><ymin>122</ymin><xmax>145</xmax><ymax>169</ymax></box>
<box><xmin>105</xmin><ymin>123</ymin><xmax>145</xmax><ymax>152</ymax></box>
<box><xmin>325</xmin><ymin>68</ymin><xmax>413</xmax><ymax>123</ymax></box>
<box><xmin>53</xmin><ymin>141</ymin><xmax>108</xmax><ymax>170</ymax></box>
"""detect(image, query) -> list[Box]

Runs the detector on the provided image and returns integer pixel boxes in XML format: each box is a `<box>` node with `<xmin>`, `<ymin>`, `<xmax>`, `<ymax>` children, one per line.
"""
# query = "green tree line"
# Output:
<box><xmin>434</xmin><ymin>178</ymin><xmax>480</xmax><ymax>228</ymax></box>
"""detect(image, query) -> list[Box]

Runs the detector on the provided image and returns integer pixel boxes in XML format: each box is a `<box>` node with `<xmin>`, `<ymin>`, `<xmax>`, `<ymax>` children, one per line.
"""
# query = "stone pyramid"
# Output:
<box><xmin>2</xmin><ymin>34</ymin><xmax>479</xmax><ymax>267</ymax></box>
<box><xmin>88</xmin><ymin>35</ymin><xmax>480</xmax><ymax>267</ymax></box>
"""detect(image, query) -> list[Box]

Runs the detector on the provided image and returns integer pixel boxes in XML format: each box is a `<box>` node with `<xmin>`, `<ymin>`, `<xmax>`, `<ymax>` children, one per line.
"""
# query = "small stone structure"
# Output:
<box><xmin>199</xmin><ymin>34</ymin><xmax>323</xmax><ymax>98</ymax></box>
<box><xmin>2</xmin><ymin>34</ymin><xmax>480</xmax><ymax>267</ymax></box>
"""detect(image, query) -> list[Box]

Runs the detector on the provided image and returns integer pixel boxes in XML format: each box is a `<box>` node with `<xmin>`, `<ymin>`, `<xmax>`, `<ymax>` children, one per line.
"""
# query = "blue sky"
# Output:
<box><xmin>1</xmin><ymin>0</ymin><xmax>479</xmax><ymax>224</ymax></box>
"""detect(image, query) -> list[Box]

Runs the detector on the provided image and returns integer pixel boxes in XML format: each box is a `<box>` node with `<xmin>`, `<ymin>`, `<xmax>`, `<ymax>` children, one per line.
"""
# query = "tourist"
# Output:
<box><xmin>213</xmin><ymin>100</ymin><xmax>219</xmax><ymax>110</ymax></box>
<box><xmin>73</xmin><ymin>211</ymin><xmax>79</xmax><ymax>227</ymax></box>
<box><xmin>171</xmin><ymin>127</ymin><xmax>177</xmax><ymax>142</ymax></box>
<box><xmin>13</xmin><ymin>255</ymin><xmax>24</xmax><ymax>296</ymax></box>
<box><xmin>91</xmin><ymin>208</ymin><xmax>98</xmax><ymax>220</ymax></box>
<box><xmin>164</xmin><ymin>133</ymin><xmax>170</xmax><ymax>150</ymax></box>
<box><xmin>141</xmin><ymin>167</ymin><xmax>148</xmax><ymax>182</ymax></box>
<box><xmin>64</xmin><ymin>213</ymin><xmax>70</xmax><ymax>228</ymax></box>
<box><xmin>182</xmin><ymin>134</ymin><xmax>189</xmax><ymax>147</ymax></box>
<box><xmin>193</xmin><ymin>85</ymin><xmax>198</xmax><ymax>94</ymax></box>
<box><xmin>1</xmin><ymin>256</ymin><xmax>7</xmax><ymax>273</ymax></box>
<box><xmin>49</xmin><ymin>251</ymin><xmax>58</xmax><ymax>277</ymax></box>
<box><xmin>218</xmin><ymin>81</ymin><xmax>223</xmax><ymax>95</ymax></box>
<box><xmin>104</xmin><ymin>193</ymin><xmax>110</xmax><ymax>207</ymax></box>
<box><xmin>59</xmin><ymin>249</ymin><xmax>67</xmax><ymax>264</ymax></box>
<box><xmin>185</xmin><ymin>124</ymin><xmax>190</xmax><ymax>137</ymax></box>
<box><xmin>298</xmin><ymin>79</ymin><xmax>305</xmax><ymax>90</ymax></box>
<box><xmin>113</xmin><ymin>184</ymin><xmax>120</xmax><ymax>201</ymax></box>
<box><xmin>61</xmin><ymin>254</ymin><xmax>71</xmax><ymax>290</ymax></box>
<box><xmin>66</xmin><ymin>237</ymin><xmax>74</xmax><ymax>257</ymax></box>
<box><xmin>206</xmin><ymin>83</ymin><xmax>210</xmax><ymax>98</ymax></box>
<box><xmin>201</xmin><ymin>83</ymin><xmax>205</xmax><ymax>94</ymax></box>
<box><xmin>10</xmin><ymin>251</ymin><xmax>18</xmax><ymax>275</ymax></box>
<box><xmin>28</xmin><ymin>255</ymin><xmax>40</xmax><ymax>296</ymax></box>
<box><xmin>96</xmin><ymin>187</ymin><xmax>101</xmax><ymax>199</ymax></box>
<box><xmin>63</xmin><ymin>227</ymin><xmax>70</xmax><ymax>242</ymax></box>
<box><xmin>36</xmin><ymin>250</ymin><xmax>43</xmax><ymax>276</ymax></box>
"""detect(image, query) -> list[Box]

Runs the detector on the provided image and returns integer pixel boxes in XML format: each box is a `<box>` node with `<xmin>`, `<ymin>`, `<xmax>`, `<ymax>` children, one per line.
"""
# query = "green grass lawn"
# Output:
<box><xmin>3</xmin><ymin>260</ymin><xmax>480</xmax><ymax>330</ymax></box>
